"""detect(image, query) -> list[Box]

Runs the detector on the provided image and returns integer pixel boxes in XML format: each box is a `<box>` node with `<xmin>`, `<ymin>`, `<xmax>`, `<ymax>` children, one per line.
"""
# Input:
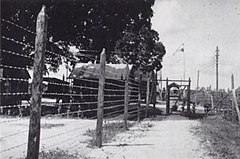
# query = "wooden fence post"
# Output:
<box><xmin>138</xmin><ymin>71</ymin><xmax>142</xmax><ymax>122</ymax></box>
<box><xmin>27</xmin><ymin>5</ymin><xmax>47</xmax><ymax>159</ymax></box>
<box><xmin>146</xmin><ymin>72</ymin><xmax>151</xmax><ymax>118</ymax></box>
<box><xmin>123</xmin><ymin>64</ymin><xmax>129</xmax><ymax>130</ymax></box>
<box><xmin>187</xmin><ymin>78</ymin><xmax>191</xmax><ymax>113</ymax></box>
<box><xmin>96</xmin><ymin>48</ymin><xmax>106</xmax><ymax>148</ymax></box>
<box><xmin>153</xmin><ymin>70</ymin><xmax>157</xmax><ymax>109</ymax></box>
<box><xmin>166</xmin><ymin>78</ymin><xmax>170</xmax><ymax>115</ymax></box>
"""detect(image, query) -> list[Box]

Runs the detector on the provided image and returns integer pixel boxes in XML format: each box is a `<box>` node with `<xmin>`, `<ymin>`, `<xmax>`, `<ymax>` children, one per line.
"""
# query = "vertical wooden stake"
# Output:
<box><xmin>123</xmin><ymin>64</ymin><xmax>129</xmax><ymax>130</ymax></box>
<box><xmin>27</xmin><ymin>5</ymin><xmax>47</xmax><ymax>159</ymax></box>
<box><xmin>96</xmin><ymin>48</ymin><xmax>106</xmax><ymax>148</ymax></box>
<box><xmin>146</xmin><ymin>72</ymin><xmax>150</xmax><ymax>118</ymax></box>
<box><xmin>166</xmin><ymin>78</ymin><xmax>170</xmax><ymax>115</ymax></box>
<box><xmin>153</xmin><ymin>70</ymin><xmax>157</xmax><ymax>109</ymax></box>
<box><xmin>187</xmin><ymin>78</ymin><xmax>191</xmax><ymax>113</ymax></box>
<box><xmin>138</xmin><ymin>70</ymin><xmax>142</xmax><ymax>122</ymax></box>
<box><xmin>210</xmin><ymin>95</ymin><xmax>214</xmax><ymax>111</ymax></box>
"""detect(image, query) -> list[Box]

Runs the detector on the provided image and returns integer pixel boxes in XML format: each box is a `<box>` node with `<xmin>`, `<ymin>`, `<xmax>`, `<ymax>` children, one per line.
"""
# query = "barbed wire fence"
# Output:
<box><xmin>223</xmin><ymin>88</ymin><xmax>240</xmax><ymax>123</ymax></box>
<box><xmin>0</xmin><ymin>5</ymin><xmax>150</xmax><ymax>158</ymax></box>
<box><xmin>192</xmin><ymin>89</ymin><xmax>240</xmax><ymax>122</ymax></box>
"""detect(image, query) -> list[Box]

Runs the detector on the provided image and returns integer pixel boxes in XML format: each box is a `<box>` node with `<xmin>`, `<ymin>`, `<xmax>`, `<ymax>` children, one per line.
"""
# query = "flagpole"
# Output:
<box><xmin>183</xmin><ymin>50</ymin><xmax>185</xmax><ymax>80</ymax></box>
<box><xmin>182</xmin><ymin>43</ymin><xmax>185</xmax><ymax>80</ymax></box>
<box><xmin>173</xmin><ymin>43</ymin><xmax>185</xmax><ymax>80</ymax></box>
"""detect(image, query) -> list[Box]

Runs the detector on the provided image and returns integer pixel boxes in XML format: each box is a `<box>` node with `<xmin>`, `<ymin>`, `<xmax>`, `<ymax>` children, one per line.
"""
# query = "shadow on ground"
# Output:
<box><xmin>146</xmin><ymin>106</ymin><xmax>216</xmax><ymax>121</ymax></box>
<box><xmin>103</xmin><ymin>143</ymin><xmax>154</xmax><ymax>147</ymax></box>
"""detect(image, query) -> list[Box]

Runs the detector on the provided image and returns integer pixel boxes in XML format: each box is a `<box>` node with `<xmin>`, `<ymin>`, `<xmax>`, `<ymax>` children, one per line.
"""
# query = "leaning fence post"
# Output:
<box><xmin>138</xmin><ymin>70</ymin><xmax>142</xmax><ymax>122</ymax></box>
<box><xmin>96</xmin><ymin>48</ymin><xmax>106</xmax><ymax>148</ymax></box>
<box><xmin>27</xmin><ymin>5</ymin><xmax>47</xmax><ymax>159</ymax></box>
<box><xmin>232</xmin><ymin>89</ymin><xmax>240</xmax><ymax>124</ymax></box>
<box><xmin>123</xmin><ymin>64</ymin><xmax>129</xmax><ymax>130</ymax></box>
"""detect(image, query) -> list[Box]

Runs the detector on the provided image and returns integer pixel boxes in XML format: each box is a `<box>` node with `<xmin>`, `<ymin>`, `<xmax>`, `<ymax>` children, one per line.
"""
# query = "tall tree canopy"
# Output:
<box><xmin>114</xmin><ymin>25</ymin><xmax>166</xmax><ymax>71</ymax></box>
<box><xmin>1</xmin><ymin>0</ymin><xmax>165</xmax><ymax>72</ymax></box>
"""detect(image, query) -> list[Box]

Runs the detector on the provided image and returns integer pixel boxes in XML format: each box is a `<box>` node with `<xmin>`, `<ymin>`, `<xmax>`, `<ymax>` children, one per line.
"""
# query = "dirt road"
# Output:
<box><xmin>88</xmin><ymin>115</ymin><xmax>211</xmax><ymax>159</ymax></box>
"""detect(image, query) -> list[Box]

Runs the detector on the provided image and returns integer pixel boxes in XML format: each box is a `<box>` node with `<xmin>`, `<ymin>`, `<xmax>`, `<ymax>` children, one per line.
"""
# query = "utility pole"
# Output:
<box><xmin>231</xmin><ymin>73</ymin><xmax>235</xmax><ymax>114</ymax></box>
<box><xmin>197</xmin><ymin>70</ymin><xmax>199</xmax><ymax>91</ymax></box>
<box><xmin>215</xmin><ymin>46</ymin><xmax>220</xmax><ymax>91</ymax></box>
<box><xmin>231</xmin><ymin>74</ymin><xmax>234</xmax><ymax>89</ymax></box>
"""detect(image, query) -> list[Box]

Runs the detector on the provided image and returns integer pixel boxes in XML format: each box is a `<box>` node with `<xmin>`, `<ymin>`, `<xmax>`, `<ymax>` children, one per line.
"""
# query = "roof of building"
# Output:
<box><xmin>168</xmin><ymin>82</ymin><xmax>180</xmax><ymax>89</ymax></box>
<box><xmin>69</xmin><ymin>63</ymin><xmax>133</xmax><ymax>80</ymax></box>
<box><xmin>43</xmin><ymin>77</ymin><xmax>69</xmax><ymax>84</ymax></box>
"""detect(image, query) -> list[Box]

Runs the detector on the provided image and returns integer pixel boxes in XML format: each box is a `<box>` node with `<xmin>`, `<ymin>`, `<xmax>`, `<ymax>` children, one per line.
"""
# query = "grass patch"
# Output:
<box><xmin>39</xmin><ymin>149</ymin><xmax>92</xmax><ymax>159</ymax></box>
<box><xmin>147</xmin><ymin>107</ymin><xmax>163</xmax><ymax>116</ymax></box>
<box><xmin>84</xmin><ymin>121</ymin><xmax>134</xmax><ymax>148</ymax></box>
<box><xmin>182</xmin><ymin>112</ymin><xmax>206</xmax><ymax>119</ymax></box>
<box><xmin>41</xmin><ymin>123</ymin><xmax>65</xmax><ymax>129</ymax></box>
<box><xmin>194</xmin><ymin>115</ymin><xmax>240</xmax><ymax>159</ymax></box>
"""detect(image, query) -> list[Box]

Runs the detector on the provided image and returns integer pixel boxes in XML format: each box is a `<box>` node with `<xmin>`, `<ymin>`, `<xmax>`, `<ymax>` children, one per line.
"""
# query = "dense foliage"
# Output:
<box><xmin>1</xmin><ymin>0</ymin><xmax>165</xmax><ymax>72</ymax></box>
<box><xmin>114</xmin><ymin>25</ymin><xmax>165</xmax><ymax>71</ymax></box>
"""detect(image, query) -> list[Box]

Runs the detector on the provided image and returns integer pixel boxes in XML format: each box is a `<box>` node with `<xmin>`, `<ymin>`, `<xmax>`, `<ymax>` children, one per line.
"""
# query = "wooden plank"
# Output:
<box><xmin>124</xmin><ymin>64</ymin><xmax>129</xmax><ymax>130</ymax></box>
<box><xmin>96</xmin><ymin>48</ymin><xmax>106</xmax><ymax>148</ymax></box>
<box><xmin>27</xmin><ymin>5</ymin><xmax>47</xmax><ymax>159</ymax></box>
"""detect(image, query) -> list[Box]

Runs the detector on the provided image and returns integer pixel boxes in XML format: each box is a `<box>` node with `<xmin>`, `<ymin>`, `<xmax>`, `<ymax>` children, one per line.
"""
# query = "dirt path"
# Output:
<box><xmin>87</xmin><ymin>115</ymin><xmax>211</xmax><ymax>159</ymax></box>
<box><xmin>0</xmin><ymin>114</ymin><xmax>212</xmax><ymax>159</ymax></box>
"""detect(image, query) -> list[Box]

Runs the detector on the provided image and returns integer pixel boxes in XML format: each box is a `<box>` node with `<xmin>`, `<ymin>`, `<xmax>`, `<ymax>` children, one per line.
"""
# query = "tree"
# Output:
<box><xmin>114</xmin><ymin>25</ymin><xmax>166</xmax><ymax>72</ymax></box>
<box><xmin>1</xmin><ymin>0</ymin><xmax>156</xmax><ymax>71</ymax></box>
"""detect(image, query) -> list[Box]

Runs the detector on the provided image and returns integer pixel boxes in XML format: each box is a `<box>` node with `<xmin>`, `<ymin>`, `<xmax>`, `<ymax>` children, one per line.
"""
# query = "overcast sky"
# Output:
<box><xmin>152</xmin><ymin>0</ymin><xmax>240</xmax><ymax>90</ymax></box>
